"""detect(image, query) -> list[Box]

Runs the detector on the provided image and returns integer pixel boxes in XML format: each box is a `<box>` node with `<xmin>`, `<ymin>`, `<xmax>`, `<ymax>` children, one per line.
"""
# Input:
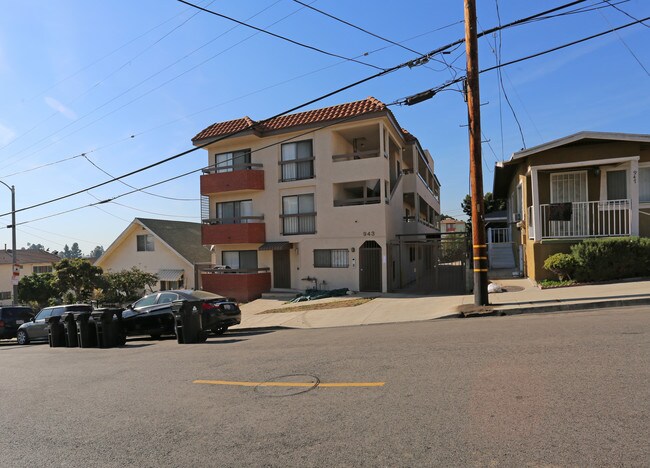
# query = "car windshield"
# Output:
<box><xmin>133</xmin><ymin>295</ymin><xmax>157</xmax><ymax>308</ymax></box>
<box><xmin>35</xmin><ymin>309</ymin><xmax>52</xmax><ymax>320</ymax></box>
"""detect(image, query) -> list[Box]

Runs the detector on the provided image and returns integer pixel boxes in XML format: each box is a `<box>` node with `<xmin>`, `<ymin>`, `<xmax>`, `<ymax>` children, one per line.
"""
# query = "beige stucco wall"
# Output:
<box><xmin>0</xmin><ymin>262</ymin><xmax>55</xmax><ymax>306</ymax></box>
<box><xmin>204</xmin><ymin>115</ymin><xmax>439</xmax><ymax>292</ymax></box>
<box><xmin>96</xmin><ymin>223</ymin><xmax>195</xmax><ymax>290</ymax></box>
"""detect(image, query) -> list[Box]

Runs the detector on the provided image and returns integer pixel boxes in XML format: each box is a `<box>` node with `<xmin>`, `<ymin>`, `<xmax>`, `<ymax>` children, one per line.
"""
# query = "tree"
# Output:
<box><xmin>17</xmin><ymin>272</ymin><xmax>59</xmax><ymax>309</ymax></box>
<box><xmin>26</xmin><ymin>243</ymin><xmax>46</xmax><ymax>251</ymax></box>
<box><xmin>99</xmin><ymin>267</ymin><xmax>158</xmax><ymax>305</ymax></box>
<box><xmin>461</xmin><ymin>192</ymin><xmax>506</xmax><ymax>227</ymax></box>
<box><xmin>53</xmin><ymin>258</ymin><xmax>103</xmax><ymax>302</ymax></box>
<box><xmin>89</xmin><ymin>245</ymin><xmax>105</xmax><ymax>259</ymax></box>
<box><xmin>60</xmin><ymin>243</ymin><xmax>83</xmax><ymax>259</ymax></box>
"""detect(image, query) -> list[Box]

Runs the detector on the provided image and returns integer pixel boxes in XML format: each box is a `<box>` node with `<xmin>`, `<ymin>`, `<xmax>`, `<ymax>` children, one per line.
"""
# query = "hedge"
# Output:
<box><xmin>545</xmin><ymin>237</ymin><xmax>650</xmax><ymax>282</ymax></box>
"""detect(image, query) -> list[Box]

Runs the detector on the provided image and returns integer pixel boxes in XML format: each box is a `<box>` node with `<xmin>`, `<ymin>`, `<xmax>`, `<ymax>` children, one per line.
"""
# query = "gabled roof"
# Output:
<box><xmin>192</xmin><ymin>97</ymin><xmax>406</xmax><ymax>143</ymax></box>
<box><xmin>98</xmin><ymin>218</ymin><xmax>211</xmax><ymax>267</ymax></box>
<box><xmin>508</xmin><ymin>131</ymin><xmax>650</xmax><ymax>162</ymax></box>
<box><xmin>0</xmin><ymin>249</ymin><xmax>61</xmax><ymax>265</ymax></box>
<box><xmin>135</xmin><ymin>218</ymin><xmax>211</xmax><ymax>264</ymax></box>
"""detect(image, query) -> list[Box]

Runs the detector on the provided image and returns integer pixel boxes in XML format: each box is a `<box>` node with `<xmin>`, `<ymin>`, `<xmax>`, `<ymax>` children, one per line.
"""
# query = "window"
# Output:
<box><xmin>282</xmin><ymin>194</ymin><xmax>315</xmax><ymax>234</ymax></box>
<box><xmin>222</xmin><ymin>251</ymin><xmax>258</xmax><ymax>270</ymax></box>
<box><xmin>33</xmin><ymin>265</ymin><xmax>53</xmax><ymax>274</ymax></box>
<box><xmin>510</xmin><ymin>183</ymin><xmax>523</xmax><ymax>222</ymax></box>
<box><xmin>606</xmin><ymin>170</ymin><xmax>627</xmax><ymax>200</ymax></box>
<box><xmin>133</xmin><ymin>294</ymin><xmax>157</xmax><ymax>309</ymax></box>
<box><xmin>215</xmin><ymin>149</ymin><xmax>251</xmax><ymax>173</ymax></box>
<box><xmin>157</xmin><ymin>292</ymin><xmax>180</xmax><ymax>304</ymax></box>
<box><xmin>160</xmin><ymin>280</ymin><xmax>182</xmax><ymax>291</ymax></box>
<box><xmin>281</xmin><ymin>140</ymin><xmax>313</xmax><ymax>181</ymax></box>
<box><xmin>216</xmin><ymin>200</ymin><xmax>253</xmax><ymax>223</ymax></box>
<box><xmin>136</xmin><ymin>234</ymin><xmax>154</xmax><ymax>252</ymax></box>
<box><xmin>0</xmin><ymin>291</ymin><xmax>11</xmax><ymax>300</ymax></box>
<box><xmin>35</xmin><ymin>308</ymin><xmax>53</xmax><ymax>321</ymax></box>
<box><xmin>639</xmin><ymin>166</ymin><xmax>650</xmax><ymax>203</ymax></box>
<box><xmin>314</xmin><ymin>249</ymin><xmax>349</xmax><ymax>268</ymax></box>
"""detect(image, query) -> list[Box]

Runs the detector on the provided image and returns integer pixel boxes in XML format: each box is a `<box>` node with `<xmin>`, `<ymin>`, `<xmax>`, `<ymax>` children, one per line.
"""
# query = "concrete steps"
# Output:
<box><xmin>489</xmin><ymin>243</ymin><xmax>516</xmax><ymax>269</ymax></box>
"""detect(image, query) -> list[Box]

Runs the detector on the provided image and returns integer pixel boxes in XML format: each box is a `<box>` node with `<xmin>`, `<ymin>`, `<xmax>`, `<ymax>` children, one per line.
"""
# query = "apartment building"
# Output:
<box><xmin>193</xmin><ymin>97</ymin><xmax>441</xmax><ymax>301</ymax></box>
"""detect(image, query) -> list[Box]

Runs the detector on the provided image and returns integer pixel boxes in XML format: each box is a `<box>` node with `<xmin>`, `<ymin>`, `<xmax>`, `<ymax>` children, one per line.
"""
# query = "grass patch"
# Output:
<box><xmin>257</xmin><ymin>297</ymin><xmax>374</xmax><ymax>314</ymax></box>
<box><xmin>538</xmin><ymin>279</ymin><xmax>577</xmax><ymax>289</ymax></box>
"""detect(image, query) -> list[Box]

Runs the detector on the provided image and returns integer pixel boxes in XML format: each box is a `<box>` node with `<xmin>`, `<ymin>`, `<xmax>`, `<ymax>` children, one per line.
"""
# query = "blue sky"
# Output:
<box><xmin>0</xmin><ymin>0</ymin><xmax>648</xmax><ymax>254</ymax></box>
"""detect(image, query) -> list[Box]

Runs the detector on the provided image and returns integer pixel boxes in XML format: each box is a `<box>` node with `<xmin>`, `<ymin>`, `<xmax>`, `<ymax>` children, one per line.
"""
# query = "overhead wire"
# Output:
<box><xmin>599</xmin><ymin>5</ymin><xmax>650</xmax><ymax>77</ymax></box>
<box><xmin>2</xmin><ymin>1</ymin><xmax>602</xmax><ymax>220</ymax></box>
<box><xmin>604</xmin><ymin>0</ymin><xmax>650</xmax><ymax>28</ymax></box>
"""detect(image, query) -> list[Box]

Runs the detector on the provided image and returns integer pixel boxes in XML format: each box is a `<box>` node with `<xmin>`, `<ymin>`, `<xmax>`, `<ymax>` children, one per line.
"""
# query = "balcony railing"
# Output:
<box><xmin>332</xmin><ymin>149</ymin><xmax>380</xmax><ymax>162</ymax></box>
<box><xmin>488</xmin><ymin>227</ymin><xmax>511</xmax><ymax>244</ymax></box>
<box><xmin>202</xmin><ymin>215</ymin><xmax>264</xmax><ymax>225</ymax></box>
<box><xmin>280</xmin><ymin>213</ymin><xmax>316</xmax><ymax>235</ymax></box>
<box><xmin>536</xmin><ymin>199</ymin><xmax>631</xmax><ymax>239</ymax></box>
<box><xmin>202</xmin><ymin>162</ymin><xmax>263</xmax><ymax>174</ymax></box>
<box><xmin>334</xmin><ymin>196</ymin><xmax>381</xmax><ymax>207</ymax></box>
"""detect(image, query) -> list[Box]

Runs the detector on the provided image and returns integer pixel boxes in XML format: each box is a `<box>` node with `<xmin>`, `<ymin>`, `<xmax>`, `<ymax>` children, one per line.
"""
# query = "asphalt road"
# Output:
<box><xmin>1</xmin><ymin>307</ymin><xmax>648</xmax><ymax>467</ymax></box>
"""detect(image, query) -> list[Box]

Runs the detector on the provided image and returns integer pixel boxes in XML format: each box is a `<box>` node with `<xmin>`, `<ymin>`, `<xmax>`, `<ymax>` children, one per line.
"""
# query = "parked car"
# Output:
<box><xmin>16</xmin><ymin>304</ymin><xmax>93</xmax><ymax>345</ymax></box>
<box><xmin>121</xmin><ymin>290</ymin><xmax>241</xmax><ymax>339</ymax></box>
<box><xmin>0</xmin><ymin>306</ymin><xmax>34</xmax><ymax>341</ymax></box>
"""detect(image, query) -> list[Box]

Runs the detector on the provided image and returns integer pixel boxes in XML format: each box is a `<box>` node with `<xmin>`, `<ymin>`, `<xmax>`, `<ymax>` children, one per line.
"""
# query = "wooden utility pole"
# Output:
<box><xmin>464</xmin><ymin>0</ymin><xmax>489</xmax><ymax>306</ymax></box>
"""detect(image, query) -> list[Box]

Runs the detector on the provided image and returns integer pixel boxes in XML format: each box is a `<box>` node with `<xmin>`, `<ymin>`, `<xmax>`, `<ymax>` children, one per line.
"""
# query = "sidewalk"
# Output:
<box><xmin>231</xmin><ymin>278</ymin><xmax>650</xmax><ymax>330</ymax></box>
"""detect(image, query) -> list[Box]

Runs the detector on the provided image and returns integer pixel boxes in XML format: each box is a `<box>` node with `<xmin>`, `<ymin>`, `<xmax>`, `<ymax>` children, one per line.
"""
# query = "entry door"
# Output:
<box><xmin>273</xmin><ymin>250</ymin><xmax>291</xmax><ymax>289</ymax></box>
<box><xmin>550</xmin><ymin>171</ymin><xmax>588</xmax><ymax>237</ymax></box>
<box><xmin>359</xmin><ymin>241</ymin><xmax>382</xmax><ymax>292</ymax></box>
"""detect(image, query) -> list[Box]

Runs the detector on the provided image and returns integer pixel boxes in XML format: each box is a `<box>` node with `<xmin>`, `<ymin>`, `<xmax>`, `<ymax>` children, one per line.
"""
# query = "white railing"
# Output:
<box><xmin>538</xmin><ymin>199</ymin><xmax>630</xmax><ymax>239</ymax></box>
<box><xmin>488</xmin><ymin>227</ymin><xmax>511</xmax><ymax>244</ymax></box>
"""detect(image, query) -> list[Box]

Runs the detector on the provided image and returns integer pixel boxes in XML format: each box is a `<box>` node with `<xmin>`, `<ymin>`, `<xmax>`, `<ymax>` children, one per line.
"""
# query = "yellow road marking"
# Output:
<box><xmin>193</xmin><ymin>379</ymin><xmax>385</xmax><ymax>388</ymax></box>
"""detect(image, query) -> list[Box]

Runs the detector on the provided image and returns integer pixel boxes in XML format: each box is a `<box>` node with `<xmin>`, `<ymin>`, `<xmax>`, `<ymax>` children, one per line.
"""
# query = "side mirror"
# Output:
<box><xmin>30</xmin><ymin>317</ymin><xmax>36</xmax><ymax>322</ymax></box>
<box><xmin>127</xmin><ymin>303</ymin><xmax>134</xmax><ymax>310</ymax></box>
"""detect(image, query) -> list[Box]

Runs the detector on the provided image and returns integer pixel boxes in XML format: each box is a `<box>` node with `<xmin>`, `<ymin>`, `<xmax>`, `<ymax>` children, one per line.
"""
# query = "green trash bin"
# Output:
<box><xmin>76</xmin><ymin>312</ymin><xmax>97</xmax><ymax>348</ymax></box>
<box><xmin>171</xmin><ymin>300</ymin><xmax>207</xmax><ymax>344</ymax></box>
<box><xmin>47</xmin><ymin>316</ymin><xmax>65</xmax><ymax>348</ymax></box>
<box><xmin>61</xmin><ymin>312</ymin><xmax>79</xmax><ymax>348</ymax></box>
<box><xmin>91</xmin><ymin>308</ymin><xmax>125</xmax><ymax>348</ymax></box>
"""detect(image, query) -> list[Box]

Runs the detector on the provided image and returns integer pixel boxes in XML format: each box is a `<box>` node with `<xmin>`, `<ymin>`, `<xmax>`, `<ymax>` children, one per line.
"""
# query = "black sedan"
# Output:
<box><xmin>121</xmin><ymin>290</ymin><xmax>241</xmax><ymax>339</ymax></box>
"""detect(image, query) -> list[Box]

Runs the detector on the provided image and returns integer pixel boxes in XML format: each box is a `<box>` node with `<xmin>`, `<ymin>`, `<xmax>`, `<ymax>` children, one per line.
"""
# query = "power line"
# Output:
<box><xmin>598</xmin><ymin>6</ymin><xmax>650</xmax><ymax>77</ymax></box>
<box><xmin>395</xmin><ymin>16</ymin><xmax>650</xmax><ymax>106</ymax></box>
<box><xmin>2</xmin><ymin>1</ymin><xmax>597</xmax><ymax>219</ymax></box>
<box><xmin>178</xmin><ymin>0</ymin><xmax>385</xmax><ymax>71</ymax></box>
<box><xmin>605</xmin><ymin>0</ymin><xmax>650</xmax><ymax>28</ymax></box>
<box><xmin>1</xmin><ymin>22</ymin><xmax>462</xmax><ymax>181</ymax></box>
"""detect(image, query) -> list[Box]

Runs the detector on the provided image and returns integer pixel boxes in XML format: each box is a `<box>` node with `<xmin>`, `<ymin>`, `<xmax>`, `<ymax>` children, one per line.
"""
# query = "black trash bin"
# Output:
<box><xmin>91</xmin><ymin>308</ymin><xmax>125</xmax><ymax>348</ymax></box>
<box><xmin>171</xmin><ymin>300</ymin><xmax>207</xmax><ymax>344</ymax></box>
<box><xmin>47</xmin><ymin>315</ymin><xmax>65</xmax><ymax>348</ymax></box>
<box><xmin>61</xmin><ymin>312</ymin><xmax>79</xmax><ymax>347</ymax></box>
<box><xmin>76</xmin><ymin>311</ymin><xmax>97</xmax><ymax>348</ymax></box>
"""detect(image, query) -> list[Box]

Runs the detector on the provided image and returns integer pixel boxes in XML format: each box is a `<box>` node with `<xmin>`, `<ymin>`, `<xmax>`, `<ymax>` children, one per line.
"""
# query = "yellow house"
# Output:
<box><xmin>493</xmin><ymin>132</ymin><xmax>650</xmax><ymax>281</ymax></box>
<box><xmin>0</xmin><ymin>249</ymin><xmax>61</xmax><ymax>305</ymax></box>
<box><xmin>96</xmin><ymin>218</ymin><xmax>211</xmax><ymax>291</ymax></box>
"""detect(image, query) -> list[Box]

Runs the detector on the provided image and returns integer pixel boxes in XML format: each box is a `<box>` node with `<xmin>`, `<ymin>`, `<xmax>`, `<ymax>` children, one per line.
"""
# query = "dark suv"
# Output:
<box><xmin>0</xmin><ymin>306</ymin><xmax>35</xmax><ymax>341</ymax></box>
<box><xmin>16</xmin><ymin>304</ymin><xmax>93</xmax><ymax>345</ymax></box>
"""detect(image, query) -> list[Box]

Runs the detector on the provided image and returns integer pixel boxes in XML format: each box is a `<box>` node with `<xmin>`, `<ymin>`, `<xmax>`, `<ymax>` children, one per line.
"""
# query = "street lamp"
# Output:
<box><xmin>0</xmin><ymin>181</ymin><xmax>17</xmax><ymax>305</ymax></box>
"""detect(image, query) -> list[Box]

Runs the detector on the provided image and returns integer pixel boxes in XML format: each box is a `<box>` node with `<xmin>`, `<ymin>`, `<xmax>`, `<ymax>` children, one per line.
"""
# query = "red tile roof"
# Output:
<box><xmin>192</xmin><ymin>97</ymin><xmax>390</xmax><ymax>143</ymax></box>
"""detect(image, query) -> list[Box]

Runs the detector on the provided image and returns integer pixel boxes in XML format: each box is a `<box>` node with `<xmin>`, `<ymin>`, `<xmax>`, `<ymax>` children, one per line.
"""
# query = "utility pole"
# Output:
<box><xmin>0</xmin><ymin>181</ymin><xmax>17</xmax><ymax>305</ymax></box>
<box><xmin>464</xmin><ymin>0</ymin><xmax>489</xmax><ymax>306</ymax></box>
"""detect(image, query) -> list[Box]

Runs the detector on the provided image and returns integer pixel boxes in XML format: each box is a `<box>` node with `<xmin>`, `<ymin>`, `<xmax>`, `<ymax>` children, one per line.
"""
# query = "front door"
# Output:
<box><xmin>359</xmin><ymin>241</ymin><xmax>382</xmax><ymax>292</ymax></box>
<box><xmin>550</xmin><ymin>171</ymin><xmax>588</xmax><ymax>237</ymax></box>
<box><xmin>273</xmin><ymin>250</ymin><xmax>291</xmax><ymax>289</ymax></box>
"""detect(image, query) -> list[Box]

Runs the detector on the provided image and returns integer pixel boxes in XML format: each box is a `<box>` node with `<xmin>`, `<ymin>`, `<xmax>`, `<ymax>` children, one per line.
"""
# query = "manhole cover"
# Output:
<box><xmin>254</xmin><ymin>374</ymin><xmax>320</xmax><ymax>397</ymax></box>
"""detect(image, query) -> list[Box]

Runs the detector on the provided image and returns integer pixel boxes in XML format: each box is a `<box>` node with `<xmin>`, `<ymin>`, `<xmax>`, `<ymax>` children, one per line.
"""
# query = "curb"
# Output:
<box><xmin>461</xmin><ymin>297</ymin><xmax>650</xmax><ymax>318</ymax></box>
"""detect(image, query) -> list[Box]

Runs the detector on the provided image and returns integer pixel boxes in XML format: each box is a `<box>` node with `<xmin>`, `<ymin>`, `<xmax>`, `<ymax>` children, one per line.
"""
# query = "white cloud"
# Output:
<box><xmin>44</xmin><ymin>96</ymin><xmax>77</xmax><ymax>120</ymax></box>
<box><xmin>0</xmin><ymin>122</ymin><xmax>15</xmax><ymax>146</ymax></box>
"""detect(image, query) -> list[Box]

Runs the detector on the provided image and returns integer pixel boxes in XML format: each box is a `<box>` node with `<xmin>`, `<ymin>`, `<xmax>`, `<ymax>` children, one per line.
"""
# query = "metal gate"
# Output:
<box><xmin>273</xmin><ymin>250</ymin><xmax>291</xmax><ymax>288</ymax></box>
<box><xmin>359</xmin><ymin>240</ymin><xmax>382</xmax><ymax>292</ymax></box>
<box><xmin>387</xmin><ymin>234</ymin><xmax>470</xmax><ymax>295</ymax></box>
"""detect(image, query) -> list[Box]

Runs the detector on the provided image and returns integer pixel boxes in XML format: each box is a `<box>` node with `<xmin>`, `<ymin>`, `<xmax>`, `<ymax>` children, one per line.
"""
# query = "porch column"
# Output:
<box><xmin>530</xmin><ymin>168</ymin><xmax>541</xmax><ymax>241</ymax></box>
<box><xmin>630</xmin><ymin>159</ymin><xmax>640</xmax><ymax>236</ymax></box>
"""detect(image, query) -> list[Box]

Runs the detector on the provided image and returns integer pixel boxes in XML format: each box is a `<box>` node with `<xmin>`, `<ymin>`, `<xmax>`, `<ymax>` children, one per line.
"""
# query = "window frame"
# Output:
<box><xmin>281</xmin><ymin>194</ymin><xmax>316</xmax><ymax>235</ymax></box>
<box><xmin>214</xmin><ymin>149</ymin><xmax>251</xmax><ymax>173</ymax></box>
<box><xmin>221</xmin><ymin>250</ymin><xmax>258</xmax><ymax>270</ymax></box>
<box><xmin>33</xmin><ymin>265</ymin><xmax>53</xmax><ymax>274</ymax></box>
<box><xmin>638</xmin><ymin>163</ymin><xmax>650</xmax><ymax>206</ymax></box>
<box><xmin>280</xmin><ymin>140</ymin><xmax>314</xmax><ymax>182</ymax></box>
<box><xmin>313</xmin><ymin>249</ymin><xmax>349</xmax><ymax>268</ymax></box>
<box><xmin>136</xmin><ymin>234</ymin><xmax>155</xmax><ymax>252</ymax></box>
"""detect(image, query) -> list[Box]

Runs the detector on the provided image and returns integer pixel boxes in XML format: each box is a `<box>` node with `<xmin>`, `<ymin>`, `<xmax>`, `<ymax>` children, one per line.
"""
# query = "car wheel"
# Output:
<box><xmin>16</xmin><ymin>330</ymin><xmax>30</xmax><ymax>345</ymax></box>
<box><xmin>211</xmin><ymin>326</ymin><xmax>228</xmax><ymax>335</ymax></box>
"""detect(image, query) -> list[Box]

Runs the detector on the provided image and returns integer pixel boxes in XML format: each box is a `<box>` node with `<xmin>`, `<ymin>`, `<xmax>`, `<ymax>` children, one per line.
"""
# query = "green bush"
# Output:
<box><xmin>543</xmin><ymin>253</ymin><xmax>578</xmax><ymax>281</ymax></box>
<box><xmin>570</xmin><ymin>237</ymin><xmax>650</xmax><ymax>282</ymax></box>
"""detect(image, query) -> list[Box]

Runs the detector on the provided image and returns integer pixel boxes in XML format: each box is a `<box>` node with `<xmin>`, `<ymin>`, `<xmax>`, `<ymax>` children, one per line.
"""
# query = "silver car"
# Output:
<box><xmin>16</xmin><ymin>304</ymin><xmax>93</xmax><ymax>345</ymax></box>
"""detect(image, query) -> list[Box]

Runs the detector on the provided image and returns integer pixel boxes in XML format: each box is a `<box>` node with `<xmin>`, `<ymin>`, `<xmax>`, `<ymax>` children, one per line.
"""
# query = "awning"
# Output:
<box><xmin>157</xmin><ymin>269</ymin><xmax>184</xmax><ymax>281</ymax></box>
<box><xmin>258</xmin><ymin>242</ymin><xmax>292</xmax><ymax>251</ymax></box>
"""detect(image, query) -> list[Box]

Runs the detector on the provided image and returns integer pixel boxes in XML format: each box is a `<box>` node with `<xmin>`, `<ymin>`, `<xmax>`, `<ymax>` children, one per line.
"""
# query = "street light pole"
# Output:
<box><xmin>0</xmin><ymin>181</ymin><xmax>17</xmax><ymax>305</ymax></box>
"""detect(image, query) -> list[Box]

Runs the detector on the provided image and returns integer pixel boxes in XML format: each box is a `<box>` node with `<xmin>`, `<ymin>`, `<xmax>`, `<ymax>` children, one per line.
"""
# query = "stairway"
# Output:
<box><xmin>488</xmin><ymin>242</ymin><xmax>516</xmax><ymax>269</ymax></box>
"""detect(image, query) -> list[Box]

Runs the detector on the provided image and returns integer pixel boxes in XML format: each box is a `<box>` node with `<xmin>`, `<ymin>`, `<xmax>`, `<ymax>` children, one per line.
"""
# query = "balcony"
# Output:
<box><xmin>530</xmin><ymin>199</ymin><xmax>631</xmax><ymax>239</ymax></box>
<box><xmin>201</xmin><ymin>267</ymin><xmax>271</xmax><ymax>302</ymax></box>
<box><xmin>202</xmin><ymin>216</ymin><xmax>266</xmax><ymax>244</ymax></box>
<box><xmin>200</xmin><ymin>163</ymin><xmax>264</xmax><ymax>195</ymax></box>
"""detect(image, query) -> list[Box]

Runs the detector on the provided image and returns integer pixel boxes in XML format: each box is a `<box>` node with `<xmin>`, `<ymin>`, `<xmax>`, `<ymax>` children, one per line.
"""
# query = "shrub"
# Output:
<box><xmin>543</xmin><ymin>253</ymin><xmax>578</xmax><ymax>281</ymax></box>
<box><xmin>570</xmin><ymin>237</ymin><xmax>650</xmax><ymax>282</ymax></box>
